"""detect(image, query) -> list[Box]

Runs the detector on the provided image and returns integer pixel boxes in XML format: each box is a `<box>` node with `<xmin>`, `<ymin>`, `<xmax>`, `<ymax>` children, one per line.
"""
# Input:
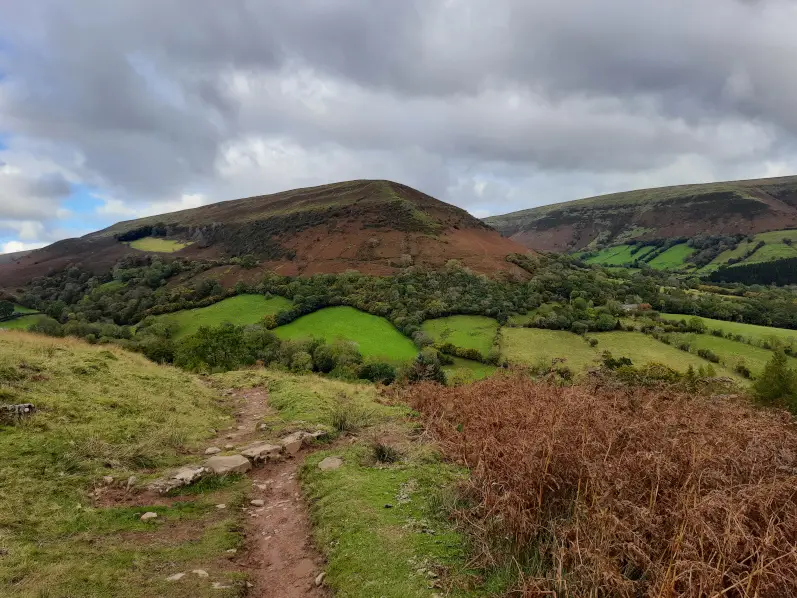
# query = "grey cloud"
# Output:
<box><xmin>0</xmin><ymin>0</ymin><xmax>794</xmax><ymax>227</ymax></box>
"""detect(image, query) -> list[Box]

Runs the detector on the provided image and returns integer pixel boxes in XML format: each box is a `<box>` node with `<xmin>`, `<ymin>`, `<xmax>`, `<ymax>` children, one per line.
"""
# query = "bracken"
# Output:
<box><xmin>406</xmin><ymin>372</ymin><xmax>797</xmax><ymax>597</ymax></box>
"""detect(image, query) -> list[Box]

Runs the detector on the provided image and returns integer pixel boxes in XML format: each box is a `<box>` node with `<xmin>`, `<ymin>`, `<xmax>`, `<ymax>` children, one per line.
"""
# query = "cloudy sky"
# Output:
<box><xmin>1</xmin><ymin>0</ymin><xmax>796</xmax><ymax>253</ymax></box>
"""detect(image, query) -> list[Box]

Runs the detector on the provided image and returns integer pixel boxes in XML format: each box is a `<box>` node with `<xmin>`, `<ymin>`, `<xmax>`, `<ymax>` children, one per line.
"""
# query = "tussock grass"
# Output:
<box><xmin>408</xmin><ymin>373</ymin><xmax>797</xmax><ymax>597</ymax></box>
<box><xmin>0</xmin><ymin>331</ymin><xmax>245</xmax><ymax>597</ymax></box>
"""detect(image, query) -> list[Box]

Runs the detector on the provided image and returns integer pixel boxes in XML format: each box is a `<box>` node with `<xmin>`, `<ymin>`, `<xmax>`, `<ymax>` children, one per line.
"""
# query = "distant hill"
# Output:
<box><xmin>486</xmin><ymin>175</ymin><xmax>797</xmax><ymax>252</ymax></box>
<box><xmin>0</xmin><ymin>180</ymin><xmax>527</xmax><ymax>290</ymax></box>
<box><xmin>0</xmin><ymin>249</ymin><xmax>34</xmax><ymax>265</ymax></box>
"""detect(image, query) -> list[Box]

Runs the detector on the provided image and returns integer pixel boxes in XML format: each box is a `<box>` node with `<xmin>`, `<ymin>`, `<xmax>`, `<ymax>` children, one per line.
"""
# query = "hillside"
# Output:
<box><xmin>0</xmin><ymin>180</ymin><xmax>526</xmax><ymax>290</ymax></box>
<box><xmin>486</xmin><ymin>175</ymin><xmax>797</xmax><ymax>252</ymax></box>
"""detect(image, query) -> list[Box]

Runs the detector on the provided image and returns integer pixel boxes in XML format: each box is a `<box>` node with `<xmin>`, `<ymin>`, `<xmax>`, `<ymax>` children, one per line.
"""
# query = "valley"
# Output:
<box><xmin>3</xmin><ymin>178</ymin><xmax>797</xmax><ymax>596</ymax></box>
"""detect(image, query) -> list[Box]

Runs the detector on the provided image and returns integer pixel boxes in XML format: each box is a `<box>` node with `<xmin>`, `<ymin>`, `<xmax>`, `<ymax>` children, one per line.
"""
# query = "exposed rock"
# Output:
<box><xmin>204</xmin><ymin>446</ymin><xmax>221</xmax><ymax>455</ymax></box>
<box><xmin>192</xmin><ymin>569</ymin><xmax>209</xmax><ymax>578</ymax></box>
<box><xmin>216</xmin><ymin>504</ymin><xmax>227</xmax><ymax>509</ymax></box>
<box><xmin>280</xmin><ymin>431</ymin><xmax>309</xmax><ymax>456</ymax></box>
<box><xmin>318</xmin><ymin>456</ymin><xmax>344</xmax><ymax>471</ymax></box>
<box><xmin>212</xmin><ymin>582</ymin><xmax>232</xmax><ymax>590</ymax></box>
<box><xmin>205</xmin><ymin>454</ymin><xmax>251</xmax><ymax>475</ymax></box>
<box><xmin>102</xmin><ymin>475</ymin><xmax>114</xmax><ymax>485</ymax></box>
<box><xmin>224</xmin><ymin>444</ymin><xmax>234</xmax><ymax>450</ymax></box>
<box><xmin>250</xmin><ymin>499</ymin><xmax>265</xmax><ymax>507</ymax></box>
<box><xmin>140</xmin><ymin>512</ymin><xmax>158</xmax><ymax>522</ymax></box>
<box><xmin>148</xmin><ymin>465</ymin><xmax>208</xmax><ymax>494</ymax></box>
<box><xmin>166</xmin><ymin>572</ymin><xmax>185</xmax><ymax>582</ymax></box>
<box><xmin>315</xmin><ymin>572</ymin><xmax>327</xmax><ymax>586</ymax></box>
<box><xmin>240</xmin><ymin>443</ymin><xmax>283</xmax><ymax>464</ymax></box>
<box><xmin>126</xmin><ymin>475</ymin><xmax>137</xmax><ymax>490</ymax></box>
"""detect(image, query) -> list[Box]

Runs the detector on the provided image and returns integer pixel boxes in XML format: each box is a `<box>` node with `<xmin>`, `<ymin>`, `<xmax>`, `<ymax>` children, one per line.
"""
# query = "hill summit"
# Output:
<box><xmin>1</xmin><ymin>180</ymin><xmax>527</xmax><ymax>289</ymax></box>
<box><xmin>486</xmin><ymin>175</ymin><xmax>797</xmax><ymax>251</ymax></box>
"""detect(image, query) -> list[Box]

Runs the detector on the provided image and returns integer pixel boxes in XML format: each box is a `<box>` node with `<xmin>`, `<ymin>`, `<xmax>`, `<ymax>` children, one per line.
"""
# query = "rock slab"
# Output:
<box><xmin>318</xmin><ymin>456</ymin><xmax>344</xmax><ymax>471</ymax></box>
<box><xmin>205</xmin><ymin>454</ymin><xmax>252</xmax><ymax>475</ymax></box>
<box><xmin>240</xmin><ymin>443</ymin><xmax>283</xmax><ymax>464</ymax></box>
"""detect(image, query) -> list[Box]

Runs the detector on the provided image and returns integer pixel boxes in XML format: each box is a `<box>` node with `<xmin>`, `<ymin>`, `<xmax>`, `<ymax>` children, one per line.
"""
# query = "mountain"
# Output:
<box><xmin>0</xmin><ymin>180</ymin><xmax>527</xmax><ymax>290</ymax></box>
<box><xmin>486</xmin><ymin>175</ymin><xmax>797</xmax><ymax>252</ymax></box>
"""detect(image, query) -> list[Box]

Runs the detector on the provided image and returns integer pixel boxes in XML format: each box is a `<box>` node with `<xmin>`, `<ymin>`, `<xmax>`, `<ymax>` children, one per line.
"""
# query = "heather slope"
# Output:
<box><xmin>487</xmin><ymin>174</ymin><xmax>797</xmax><ymax>251</ymax></box>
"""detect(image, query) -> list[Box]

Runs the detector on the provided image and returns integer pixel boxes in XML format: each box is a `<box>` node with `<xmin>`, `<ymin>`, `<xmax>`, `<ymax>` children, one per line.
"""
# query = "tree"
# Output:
<box><xmin>0</xmin><ymin>300</ymin><xmax>14</xmax><ymax>320</ymax></box>
<box><xmin>754</xmin><ymin>350</ymin><xmax>797</xmax><ymax>407</ymax></box>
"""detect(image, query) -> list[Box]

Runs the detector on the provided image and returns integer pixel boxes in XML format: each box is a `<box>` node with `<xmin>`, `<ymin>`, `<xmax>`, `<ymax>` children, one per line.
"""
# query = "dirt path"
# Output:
<box><xmin>220</xmin><ymin>386</ymin><xmax>331</xmax><ymax>598</ymax></box>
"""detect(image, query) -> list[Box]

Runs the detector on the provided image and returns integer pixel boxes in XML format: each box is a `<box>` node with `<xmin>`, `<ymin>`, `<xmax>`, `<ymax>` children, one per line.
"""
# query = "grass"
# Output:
<box><xmin>421</xmin><ymin>315</ymin><xmax>499</xmax><ymax>357</ymax></box>
<box><xmin>126</xmin><ymin>237</ymin><xmax>193</xmax><ymax>253</ymax></box>
<box><xmin>443</xmin><ymin>357</ymin><xmax>497</xmax><ymax>384</ymax></box>
<box><xmin>0</xmin><ymin>315</ymin><xmax>46</xmax><ymax>331</ymax></box>
<box><xmin>501</xmin><ymin>328</ymin><xmax>598</xmax><ymax>373</ymax></box>
<box><xmin>153</xmin><ymin>294</ymin><xmax>293</xmax><ymax>339</ymax></box>
<box><xmin>593</xmin><ymin>331</ymin><xmax>735</xmax><ymax>375</ymax></box>
<box><xmin>274</xmin><ymin>306</ymin><xmax>418</xmax><ymax>363</ymax></box>
<box><xmin>646</xmin><ymin>243</ymin><xmax>694</xmax><ymax>269</ymax></box>
<box><xmin>12</xmin><ymin>304</ymin><xmax>37</xmax><ymax>314</ymax></box>
<box><xmin>670</xmin><ymin>333</ymin><xmax>797</xmax><ymax>377</ymax></box>
<box><xmin>0</xmin><ymin>331</ymin><xmax>246</xmax><ymax>597</ymax></box>
<box><xmin>659</xmin><ymin>313</ymin><xmax>797</xmax><ymax>345</ymax></box>
<box><xmin>582</xmin><ymin>244</ymin><xmax>655</xmax><ymax>266</ymax></box>
<box><xmin>742</xmin><ymin>242</ymin><xmax>797</xmax><ymax>264</ymax></box>
<box><xmin>211</xmin><ymin>368</ymin><xmax>480</xmax><ymax>597</ymax></box>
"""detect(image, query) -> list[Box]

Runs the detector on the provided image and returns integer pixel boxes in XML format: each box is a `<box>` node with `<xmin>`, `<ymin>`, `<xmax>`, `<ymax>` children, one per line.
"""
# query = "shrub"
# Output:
<box><xmin>734</xmin><ymin>363</ymin><xmax>752</xmax><ymax>379</ymax></box>
<box><xmin>696</xmin><ymin>348</ymin><xmax>720</xmax><ymax>363</ymax></box>
<box><xmin>754</xmin><ymin>350</ymin><xmax>797</xmax><ymax>409</ymax></box>
<box><xmin>358</xmin><ymin>362</ymin><xmax>397</xmax><ymax>385</ymax></box>
<box><xmin>407</xmin><ymin>349</ymin><xmax>446</xmax><ymax>384</ymax></box>
<box><xmin>371</xmin><ymin>442</ymin><xmax>401</xmax><ymax>464</ymax></box>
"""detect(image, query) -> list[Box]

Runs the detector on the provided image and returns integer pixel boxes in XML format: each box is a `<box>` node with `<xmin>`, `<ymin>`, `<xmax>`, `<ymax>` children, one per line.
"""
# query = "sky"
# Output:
<box><xmin>1</xmin><ymin>1</ymin><xmax>796</xmax><ymax>254</ymax></box>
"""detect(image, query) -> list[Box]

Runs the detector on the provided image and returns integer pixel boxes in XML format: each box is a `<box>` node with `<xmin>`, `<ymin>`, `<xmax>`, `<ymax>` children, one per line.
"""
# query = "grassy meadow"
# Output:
<box><xmin>501</xmin><ymin>328</ymin><xmax>598</xmax><ymax>373</ymax></box>
<box><xmin>671</xmin><ymin>332</ymin><xmax>797</xmax><ymax>377</ymax></box>
<box><xmin>154</xmin><ymin>294</ymin><xmax>292</xmax><ymax>339</ymax></box>
<box><xmin>646</xmin><ymin>243</ymin><xmax>694</xmax><ymax>269</ymax></box>
<box><xmin>443</xmin><ymin>357</ymin><xmax>497</xmax><ymax>384</ymax></box>
<box><xmin>421</xmin><ymin>315</ymin><xmax>498</xmax><ymax>357</ymax></box>
<box><xmin>0</xmin><ymin>331</ymin><xmax>246</xmax><ymax>597</ymax></box>
<box><xmin>659</xmin><ymin>313</ymin><xmax>797</xmax><ymax>345</ymax></box>
<box><xmin>273</xmin><ymin>306</ymin><xmax>418</xmax><ymax>363</ymax></box>
<box><xmin>126</xmin><ymin>237</ymin><xmax>193</xmax><ymax>253</ymax></box>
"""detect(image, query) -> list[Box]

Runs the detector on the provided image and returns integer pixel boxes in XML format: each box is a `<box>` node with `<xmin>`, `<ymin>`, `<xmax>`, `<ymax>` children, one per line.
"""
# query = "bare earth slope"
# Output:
<box><xmin>0</xmin><ymin>180</ymin><xmax>527</xmax><ymax>289</ymax></box>
<box><xmin>486</xmin><ymin>175</ymin><xmax>797</xmax><ymax>251</ymax></box>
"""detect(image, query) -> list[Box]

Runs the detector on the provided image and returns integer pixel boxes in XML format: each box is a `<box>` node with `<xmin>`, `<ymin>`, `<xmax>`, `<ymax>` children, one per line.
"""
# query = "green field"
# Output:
<box><xmin>501</xmin><ymin>328</ymin><xmax>599</xmax><ymax>372</ymax></box>
<box><xmin>671</xmin><ymin>333</ymin><xmax>797</xmax><ymax>377</ymax></box>
<box><xmin>127</xmin><ymin>237</ymin><xmax>193</xmax><ymax>253</ymax></box>
<box><xmin>12</xmin><ymin>304</ymin><xmax>37</xmax><ymax>314</ymax></box>
<box><xmin>154</xmin><ymin>294</ymin><xmax>292</xmax><ymax>339</ymax></box>
<box><xmin>274</xmin><ymin>306</ymin><xmax>418</xmax><ymax>363</ymax></box>
<box><xmin>742</xmin><ymin>242</ymin><xmax>797</xmax><ymax>264</ymax></box>
<box><xmin>593</xmin><ymin>331</ymin><xmax>735</xmax><ymax>375</ymax></box>
<box><xmin>0</xmin><ymin>314</ymin><xmax>45</xmax><ymax>330</ymax></box>
<box><xmin>659</xmin><ymin>314</ymin><xmax>797</xmax><ymax>345</ymax></box>
<box><xmin>646</xmin><ymin>244</ymin><xmax>694</xmax><ymax>270</ymax></box>
<box><xmin>421</xmin><ymin>315</ymin><xmax>498</xmax><ymax>356</ymax></box>
<box><xmin>443</xmin><ymin>357</ymin><xmax>497</xmax><ymax>384</ymax></box>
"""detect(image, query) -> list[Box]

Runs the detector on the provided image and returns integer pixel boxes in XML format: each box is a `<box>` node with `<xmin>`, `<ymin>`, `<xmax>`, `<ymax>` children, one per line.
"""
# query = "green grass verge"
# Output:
<box><xmin>501</xmin><ymin>328</ymin><xmax>598</xmax><ymax>373</ymax></box>
<box><xmin>659</xmin><ymin>314</ymin><xmax>797</xmax><ymax>345</ymax></box>
<box><xmin>12</xmin><ymin>304</ymin><xmax>37</xmax><ymax>314</ymax></box>
<box><xmin>274</xmin><ymin>306</ymin><xmax>418</xmax><ymax>363</ymax></box>
<box><xmin>582</xmin><ymin>244</ymin><xmax>655</xmax><ymax>266</ymax></box>
<box><xmin>646</xmin><ymin>244</ymin><xmax>694</xmax><ymax>269</ymax></box>
<box><xmin>421</xmin><ymin>315</ymin><xmax>498</xmax><ymax>357</ymax></box>
<box><xmin>154</xmin><ymin>294</ymin><xmax>293</xmax><ymax>339</ymax></box>
<box><xmin>443</xmin><ymin>357</ymin><xmax>497</xmax><ymax>384</ymax></box>
<box><xmin>742</xmin><ymin>242</ymin><xmax>797</xmax><ymax>264</ymax></box>
<box><xmin>0</xmin><ymin>331</ymin><xmax>246</xmax><ymax>597</ymax></box>
<box><xmin>126</xmin><ymin>237</ymin><xmax>193</xmax><ymax>253</ymax></box>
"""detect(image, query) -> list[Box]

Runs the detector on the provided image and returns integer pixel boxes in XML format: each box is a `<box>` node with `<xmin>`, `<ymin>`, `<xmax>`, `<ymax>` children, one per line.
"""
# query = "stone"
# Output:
<box><xmin>216</xmin><ymin>504</ymin><xmax>227</xmax><ymax>509</ymax></box>
<box><xmin>250</xmin><ymin>499</ymin><xmax>265</xmax><ymax>507</ymax></box>
<box><xmin>240</xmin><ymin>443</ymin><xmax>283</xmax><ymax>464</ymax></box>
<box><xmin>258</xmin><ymin>423</ymin><xmax>268</xmax><ymax>431</ymax></box>
<box><xmin>224</xmin><ymin>444</ymin><xmax>234</xmax><ymax>450</ymax></box>
<box><xmin>192</xmin><ymin>569</ymin><xmax>209</xmax><ymax>578</ymax></box>
<box><xmin>126</xmin><ymin>475</ymin><xmax>137</xmax><ymax>490</ymax></box>
<box><xmin>280</xmin><ymin>431</ymin><xmax>309</xmax><ymax>456</ymax></box>
<box><xmin>205</xmin><ymin>454</ymin><xmax>251</xmax><ymax>475</ymax></box>
<box><xmin>315</xmin><ymin>572</ymin><xmax>327</xmax><ymax>586</ymax></box>
<box><xmin>140</xmin><ymin>511</ymin><xmax>158</xmax><ymax>522</ymax></box>
<box><xmin>212</xmin><ymin>582</ymin><xmax>232</xmax><ymax>590</ymax></box>
<box><xmin>318</xmin><ymin>456</ymin><xmax>344</xmax><ymax>471</ymax></box>
<box><xmin>166</xmin><ymin>572</ymin><xmax>186</xmax><ymax>582</ymax></box>
<box><xmin>102</xmin><ymin>475</ymin><xmax>114</xmax><ymax>485</ymax></box>
<box><xmin>148</xmin><ymin>465</ymin><xmax>208</xmax><ymax>494</ymax></box>
<box><xmin>204</xmin><ymin>446</ymin><xmax>221</xmax><ymax>455</ymax></box>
